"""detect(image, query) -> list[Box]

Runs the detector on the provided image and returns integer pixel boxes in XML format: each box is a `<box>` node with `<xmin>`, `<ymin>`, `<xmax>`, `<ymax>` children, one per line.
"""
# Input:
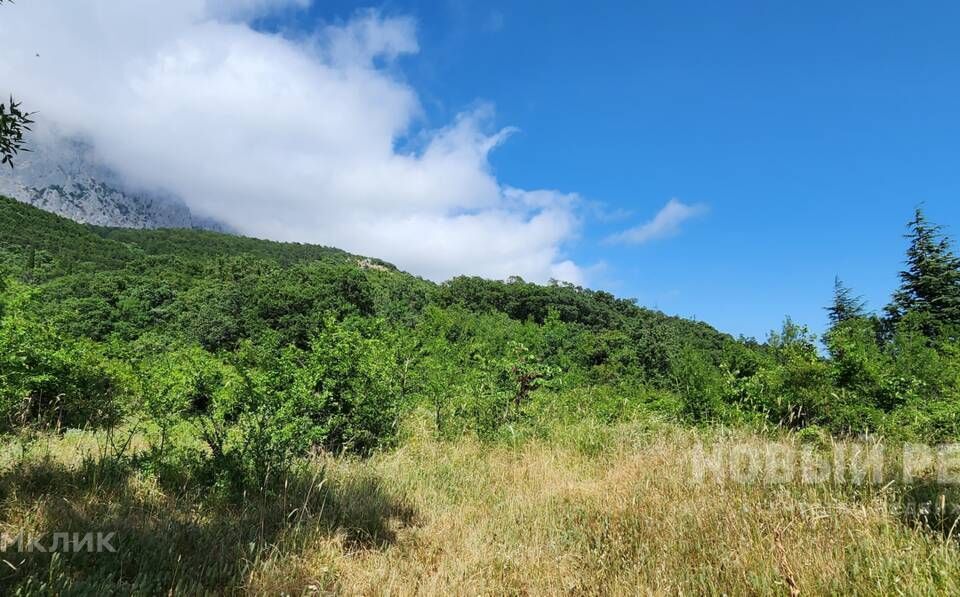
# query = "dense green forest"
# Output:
<box><xmin>2</xmin><ymin>195</ymin><xmax>960</xmax><ymax>491</ymax></box>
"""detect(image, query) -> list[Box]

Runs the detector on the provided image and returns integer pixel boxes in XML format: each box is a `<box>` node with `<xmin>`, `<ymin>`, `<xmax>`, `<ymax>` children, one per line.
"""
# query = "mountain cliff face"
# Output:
<box><xmin>0</xmin><ymin>136</ymin><xmax>225</xmax><ymax>231</ymax></box>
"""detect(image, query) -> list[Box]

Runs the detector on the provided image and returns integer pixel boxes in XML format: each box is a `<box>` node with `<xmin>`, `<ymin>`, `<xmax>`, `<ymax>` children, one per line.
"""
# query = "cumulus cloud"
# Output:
<box><xmin>0</xmin><ymin>0</ymin><xmax>583</xmax><ymax>283</ymax></box>
<box><xmin>607</xmin><ymin>199</ymin><xmax>707</xmax><ymax>245</ymax></box>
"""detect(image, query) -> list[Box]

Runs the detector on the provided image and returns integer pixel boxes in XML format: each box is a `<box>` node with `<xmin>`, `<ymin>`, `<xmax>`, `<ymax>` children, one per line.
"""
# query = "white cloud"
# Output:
<box><xmin>319</xmin><ymin>9</ymin><xmax>418</xmax><ymax>66</ymax></box>
<box><xmin>0</xmin><ymin>1</ymin><xmax>582</xmax><ymax>283</ymax></box>
<box><xmin>607</xmin><ymin>198</ymin><xmax>707</xmax><ymax>245</ymax></box>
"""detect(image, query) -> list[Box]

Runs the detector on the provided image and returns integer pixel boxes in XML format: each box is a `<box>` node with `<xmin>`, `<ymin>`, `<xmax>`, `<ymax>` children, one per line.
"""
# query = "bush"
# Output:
<box><xmin>525</xmin><ymin>384</ymin><xmax>681</xmax><ymax>427</ymax></box>
<box><xmin>795</xmin><ymin>424</ymin><xmax>830</xmax><ymax>450</ymax></box>
<box><xmin>289</xmin><ymin>317</ymin><xmax>403</xmax><ymax>455</ymax></box>
<box><xmin>0</xmin><ymin>313</ymin><xmax>126</xmax><ymax>433</ymax></box>
<box><xmin>140</xmin><ymin>346</ymin><xmax>236</xmax><ymax>462</ymax></box>
<box><xmin>140</xmin><ymin>318</ymin><xmax>406</xmax><ymax>494</ymax></box>
<box><xmin>732</xmin><ymin>319</ymin><xmax>835</xmax><ymax>429</ymax></box>
<box><xmin>673</xmin><ymin>346</ymin><xmax>732</xmax><ymax>423</ymax></box>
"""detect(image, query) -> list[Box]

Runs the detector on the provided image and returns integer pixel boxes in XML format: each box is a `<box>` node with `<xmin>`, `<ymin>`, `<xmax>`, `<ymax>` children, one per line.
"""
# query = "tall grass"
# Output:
<box><xmin>1</xmin><ymin>417</ymin><xmax>959</xmax><ymax>594</ymax></box>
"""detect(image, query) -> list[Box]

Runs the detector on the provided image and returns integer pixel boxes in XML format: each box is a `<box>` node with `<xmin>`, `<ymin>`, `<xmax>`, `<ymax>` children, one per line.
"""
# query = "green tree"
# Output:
<box><xmin>0</xmin><ymin>310</ymin><xmax>126</xmax><ymax>434</ymax></box>
<box><xmin>887</xmin><ymin>209</ymin><xmax>960</xmax><ymax>333</ymax></box>
<box><xmin>290</xmin><ymin>317</ymin><xmax>402</xmax><ymax>455</ymax></box>
<box><xmin>413</xmin><ymin>306</ymin><xmax>461</xmax><ymax>433</ymax></box>
<box><xmin>826</xmin><ymin>276</ymin><xmax>866</xmax><ymax>327</ymax></box>
<box><xmin>141</xmin><ymin>347</ymin><xmax>233</xmax><ymax>462</ymax></box>
<box><xmin>672</xmin><ymin>345</ymin><xmax>729</xmax><ymax>423</ymax></box>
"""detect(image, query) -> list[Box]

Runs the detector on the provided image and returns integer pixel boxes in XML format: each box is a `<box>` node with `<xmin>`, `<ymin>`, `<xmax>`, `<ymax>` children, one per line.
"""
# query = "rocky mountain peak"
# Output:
<box><xmin>0</xmin><ymin>135</ymin><xmax>226</xmax><ymax>231</ymax></box>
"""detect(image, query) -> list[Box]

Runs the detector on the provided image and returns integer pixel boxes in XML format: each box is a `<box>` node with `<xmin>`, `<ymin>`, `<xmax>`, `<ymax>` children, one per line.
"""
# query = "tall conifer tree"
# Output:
<box><xmin>887</xmin><ymin>208</ymin><xmax>960</xmax><ymax>330</ymax></box>
<box><xmin>826</xmin><ymin>276</ymin><xmax>866</xmax><ymax>327</ymax></box>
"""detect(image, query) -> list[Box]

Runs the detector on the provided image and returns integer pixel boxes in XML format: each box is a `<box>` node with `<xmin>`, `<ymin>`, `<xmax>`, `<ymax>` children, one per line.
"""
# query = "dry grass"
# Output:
<box><xmin>252</xmin><ymin>421</ymin><xmax>960</xmax><ymax>595</ymax></box>
<box><xmin>2</xmin><ymin>419</ymin><xmax>960</xmax><ymax>594</ymax></box>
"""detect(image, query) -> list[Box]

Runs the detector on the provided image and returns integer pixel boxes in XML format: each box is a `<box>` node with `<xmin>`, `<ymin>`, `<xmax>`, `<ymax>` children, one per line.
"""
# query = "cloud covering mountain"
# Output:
<box><xmin>0</xmin><ymin>1</ymin><xmax>582</xmax><ymax>283</ymax></box>
<box><xmin>0</xmin><ymin>130</ymin><xmax>227</xmax><ymax>231</ymax></box>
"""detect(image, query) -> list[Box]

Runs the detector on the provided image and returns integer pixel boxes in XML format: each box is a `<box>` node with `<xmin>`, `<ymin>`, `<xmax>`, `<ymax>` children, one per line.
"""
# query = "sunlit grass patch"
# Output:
<box><xmin>2</xmin><ymin>419</ymin><xmax>960</xmax><ymax>594</ymax></box>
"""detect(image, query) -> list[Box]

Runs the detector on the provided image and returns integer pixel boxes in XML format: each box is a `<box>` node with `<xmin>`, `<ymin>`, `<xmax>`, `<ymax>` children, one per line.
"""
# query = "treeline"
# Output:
<box><xmin>2</xmin><ymin>195</ymin><xmax>959</xmax><ymax>494</ymax></box>
<box><xmin>679</xmin><ymin>208</ymin><xmax>960</xmax><ymax>439</ymax></box>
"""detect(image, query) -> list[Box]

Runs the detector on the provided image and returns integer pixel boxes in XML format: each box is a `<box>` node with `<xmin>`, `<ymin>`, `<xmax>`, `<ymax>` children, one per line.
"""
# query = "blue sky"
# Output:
<box><xmin>7</xmin><ymin>0</ymin><xmax>959</xmax><ymax>341</ymax></box>
<box><xmin>253</xmin><ymin>0</ymin><xmax>960</xmax><ymax>340</ymax></box>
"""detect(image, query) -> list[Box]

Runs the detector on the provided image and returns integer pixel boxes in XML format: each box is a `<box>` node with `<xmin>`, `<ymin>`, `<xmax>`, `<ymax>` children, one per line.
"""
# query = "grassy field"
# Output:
<box><xmin>1</xmin><ymin>418</ymin><xmax>959</xmax><ymax>595</ymax></box>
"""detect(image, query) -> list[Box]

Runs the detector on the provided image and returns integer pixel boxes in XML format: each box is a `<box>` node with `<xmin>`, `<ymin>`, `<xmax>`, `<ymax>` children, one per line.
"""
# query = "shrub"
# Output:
<box><xmin>525</xmin><ymin>384</ymin><xmax>681</xmax><ymax>427</ymax></box>
<box><xmin>673</xmin><ymin>346</ymin><xmax>731</xmax><ymax>423</ymax></box>
<box><xmin>0</xmin><ymin>314</ymin><xmax>125</xmax><ymax>433</ymax></box>
<box><xmin>140</xmin><ymin>346</ymin><xmax>235</xmax><ymax>461</ymax></box>
<box><xmin>795</xmin><ymin>424</ymin><xmax>830</xmax><ymax>450</ymax></box>
<box><xmin>289</xmin><ymin>318</ymin><xmax>404</xmax><ymax>455</ymax></box>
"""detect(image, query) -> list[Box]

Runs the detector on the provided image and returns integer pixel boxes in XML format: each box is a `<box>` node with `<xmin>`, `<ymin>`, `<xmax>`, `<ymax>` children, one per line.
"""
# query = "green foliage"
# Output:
<box><xmin>525</xmin><ymin>383</ymin><xmax>681</xmax><ymax>427</ymax></box>
<box><xmin>795</xmin><ymin>424</ymin><xmax>830</xmax><ymax>449</ymax></box>
<box><xmin>826</xmin><ymin>276</ymin><xmax>866</xmax><ymax>327</ymax></box>
<box><xmin>7</xmin><ymin>195</ymin><xmax>960</xmax><ymax>478</ymax></box>
<box><xmin>411</xmin><ymin>305</ymin><xmax>462</xmax><ymax>434</ymax></box>
<box><xmin>0</xmin><ymin>95</ymin><xmax>32</xmax><ymax>167</ymax></box>
<box><xmin>673</xmin><ymin>345</ymin><xmax>731</xmax><ymax>423</ymax></box>
<box><xmin>0</xmin><ymin>289</ymin><xmax>126</xmax><ymax>433</ymax></box>
<box><xmin>288</xmin><ymin>317</ymin><xmax>403</xmax><ymax>455</ymax></box>
<box><xmin>825</xmin><ymin>317</ymin><xmax>895</xmax><ymax>407</ymax></box>
<box><xmin>141</xmin><ymin>346</ymin><xmax>233</xmax><ymax>458</ymax></box>
<box><xmin>887</xmin><ymin>208</ymin><xmax>960</xmax><ymax>333</ymax></box>
<box><xmin>731</xmin><ymin>319</ymin><xmax>855</xmax><ymax>432</ymax></box>
<box><xmin>140</xmin><ymin>321</ymin><xmax>404</xmax><ymax>492</ymax></box>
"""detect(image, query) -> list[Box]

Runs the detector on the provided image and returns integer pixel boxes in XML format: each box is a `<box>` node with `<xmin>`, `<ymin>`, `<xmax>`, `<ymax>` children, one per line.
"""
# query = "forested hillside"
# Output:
<box><xmin>6</xmin><ymin>196</ymin><xmax>960</xmax><ymax>592</ymax></box>
<box><xmin>3</xmin><ymin>194</ymin><xmax>960</xmax><ymax>473</ymax></box>
<box><xmin>0</xmin><ymin>194</ymin><xmax>731</xmax><ymax>450</ymax></box>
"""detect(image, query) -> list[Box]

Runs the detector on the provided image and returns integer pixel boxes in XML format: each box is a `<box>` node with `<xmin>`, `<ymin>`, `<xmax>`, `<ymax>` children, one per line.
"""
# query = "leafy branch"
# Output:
<box><xmin>0</xmin><ymin>96</ymin><xmax>33</xmax><ymax>167</ymax></box>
